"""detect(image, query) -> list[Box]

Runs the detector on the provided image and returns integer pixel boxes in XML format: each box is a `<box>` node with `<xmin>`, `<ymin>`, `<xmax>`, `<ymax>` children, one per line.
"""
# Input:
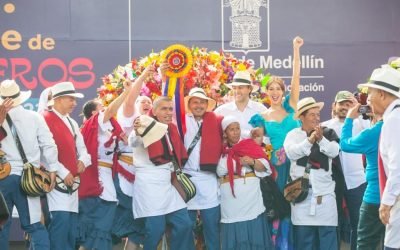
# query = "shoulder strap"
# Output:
<box><xmin>392</xmin><ymin>104</ymin><xmax>400</xmax><ymax>111</ymax></box>
<box><xmin>6</xmin><ymin>114</ymin><xmax>28</xmax><ymax>164</ymax></box>
<box><xmin>187</xmin><ymin>123</ymin><xmax>202</xmax><ymax>156</ymax></box>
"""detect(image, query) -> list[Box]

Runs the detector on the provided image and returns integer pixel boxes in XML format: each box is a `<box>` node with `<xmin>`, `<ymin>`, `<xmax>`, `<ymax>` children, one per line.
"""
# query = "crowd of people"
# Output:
<box><xmin>0</xmin><ymin>36</ymin><xmax>400</xmax><ymax>250</ymax></box>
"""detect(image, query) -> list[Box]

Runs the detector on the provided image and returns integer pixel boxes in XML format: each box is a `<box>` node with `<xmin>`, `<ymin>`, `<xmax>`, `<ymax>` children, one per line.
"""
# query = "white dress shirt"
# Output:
<box><xmin>322</xmin><ymin>117</ymin><xmax>368</xmax><ymax>189</ymax></box>
<box><xmin>183</xmin><ymin>114</ymin><xmax>220</xmax><ymax>210</ymax></box>
<box><xmin>379</xmin><ymin>98</ymin><xmax>400</xmax><ymax>248</ymax></box>
<box><xmin>46</xmin><ymin>109</ymin><xmax>91</xmax><ymax>212</ymax></box>
<box><xmin>214</xmin><ymin>100</ymin><xmax>267</xmax><ymax>139</ymax></box>
<box><xmin>1</xmin><ymin>105</ymin><xmax>62</xmax><ymax>223</ymax></box>
<box><xmin>128</xmin><ymin>131</ymin><xmax>186</xmax><ymax>218</ymax></box>
<box><xmin>284</xmin><ymin>127</ymin><xmax>339</xmax><ymax>226</ymax></box>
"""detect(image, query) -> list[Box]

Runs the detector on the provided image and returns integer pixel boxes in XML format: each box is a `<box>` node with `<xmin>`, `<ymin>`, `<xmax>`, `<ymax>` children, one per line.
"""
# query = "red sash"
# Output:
<box><xmin>378</xmin><ymin>138</ymin><xmax>387</xmax><ymax>198</ymax></box>
<box><xmin>43</xmin><ymin>111</ymin><xmax>78</xmax><ymax>176</ymax></box>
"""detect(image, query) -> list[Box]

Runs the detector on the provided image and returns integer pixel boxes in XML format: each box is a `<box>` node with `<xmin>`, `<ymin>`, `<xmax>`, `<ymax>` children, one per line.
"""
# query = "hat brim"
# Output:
<box><xmin>358</xmin><ymin>83</ymin><xmax>400</xmax><ymax>98</ymax></box>
<box><xmin>142</xmin><ymin>122</ymin><xmax>168</xmax><ymax>148</ymax></box>
<box><xmin>48</xmin><ymin>93</ymin><xmax>85</xmax><ymax>106</ymax></box>
<box><xmin>295</xmin><ymin>102</ymin><xmax>324</xmax><ymax>119</ymax></box>
<box><xmin>0</xmin><ymin>90</ymin><xmax>32</xmax><ymax>107</ymax></box>
<box><xmin>226</xmin><ymin>82</ymin><xmax>259</xmax><ymax>93</ymax></box>
<box><xmin>184</xmin><ymin>94</ymin><xmax>216</xmax><ymax>113</ymax></box>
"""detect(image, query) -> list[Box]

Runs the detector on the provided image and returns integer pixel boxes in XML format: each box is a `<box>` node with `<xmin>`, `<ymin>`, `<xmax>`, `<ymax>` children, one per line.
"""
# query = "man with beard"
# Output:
<box><xmin>322</xmin><ymin>90</ymin><xmax>369</xmax><ymax>250</ymax></box>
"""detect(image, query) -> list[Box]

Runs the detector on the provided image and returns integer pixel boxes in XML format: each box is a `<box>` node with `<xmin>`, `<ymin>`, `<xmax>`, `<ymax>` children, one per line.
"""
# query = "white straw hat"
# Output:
<box><xmin>48</xmin><ymin>82</ymin><xmax>84</xmax><ymax>106</ymax></box>
<box><xmin>137</xmin><ymin>115</ymin><xmax>168</xmax><ymax>148</ymax></box>
<box><xmin>184</xmin><ymin>87</ymin><xmax>216</xmax><ymax>112</ymax></box>
<box><xmin>0</xmin><ymin>79</ymin><xmax>31</xmax><ymax>107</ymax></box>
<box><xmin>358</xmin><ymin>65</ymin><xmax>400</xmax><ymax>98</ymax></box>
<box><xmin>226</xmin><ymin>70</ymin><xmax>259</xmax><ymax>92</ymax></box>
<box><xmin>295</xmin><ymin>97</ymin><xmax>324</xmax><ymax>119</ymax></box>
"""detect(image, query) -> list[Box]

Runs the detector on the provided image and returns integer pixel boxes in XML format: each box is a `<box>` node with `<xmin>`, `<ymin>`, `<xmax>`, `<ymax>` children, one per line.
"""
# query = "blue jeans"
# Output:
<box><xmin>0</xmin><ymin>175</ymin><xmax>49</xmax><ymax>250</ymax></box>
<box><xmin>144</xmin><ymin>208</ymin><xmax>195</xmax><ymax>250</ymax></box>
<box><xmin>188</xmin><ymin>206</ymin><xmax>221</xmax><ymax>250</ymax></box>
<box><xmin>294</xmin><ymin>225</ymin><xmax>337</xmax><ymax>250</ymax></box>
<box><xmin>48</xmin><ymin>211</ymin><xmax>78</xmax><ymax>250</ymax></box>
<box><xmin>344</xmin><ymin>182</ymin><xmax>366</xmax><ymax>250</ymax></box>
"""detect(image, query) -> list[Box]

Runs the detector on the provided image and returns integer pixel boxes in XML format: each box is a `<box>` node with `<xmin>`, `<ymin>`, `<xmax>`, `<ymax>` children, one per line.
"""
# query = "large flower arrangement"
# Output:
<box><xmin>98</xmin><ymin>47</ymin><xmax>271</xmax><ymax>107</ymax></box>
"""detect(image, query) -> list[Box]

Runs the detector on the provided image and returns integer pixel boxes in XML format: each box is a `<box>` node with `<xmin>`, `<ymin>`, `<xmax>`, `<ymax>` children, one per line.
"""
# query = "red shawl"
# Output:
<box><xmin>79</xmin><ymin>113</ymin><xmax>134</xmax><ymax>199</ymax></box>
<box><xmin>198</xmin><ymin>112</ymin><xmax>223</xmax><ymax>172</ymax></box>
<box><xmin>224</xmin><ymin>139</ymin><xmax>275</xmax><ymax>196</ymax></box>
<box><xmin>148</xmin><ymin>123</ymin><xmax>188</xmax><ymax>167</ymax></box>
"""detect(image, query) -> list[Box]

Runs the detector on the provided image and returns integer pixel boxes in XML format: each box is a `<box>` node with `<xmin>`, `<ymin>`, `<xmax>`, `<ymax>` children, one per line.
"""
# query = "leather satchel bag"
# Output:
<box><xmin>6</xmin><ymin>115</ymin><xmax>51</xmax><ymax>197</ymax></box>
<box><xmin>283</xmin><ymin>163</ymin><xmax>311</xmax><ymax>203</ymax></box>
<box><xmin>171</xmin><ymin>167</ymin><xmax>196</xmax><ymax>202</ymax></box>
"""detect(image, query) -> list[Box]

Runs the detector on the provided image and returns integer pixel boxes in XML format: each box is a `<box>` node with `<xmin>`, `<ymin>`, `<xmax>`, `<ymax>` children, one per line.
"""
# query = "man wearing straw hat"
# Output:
<box><xmin>215</xmin><ymin>70</ymin><xmax>267</xmax><ymax>139</ymax></box>
<box><xmin>130</xmin><ymin>96</ymin><xmax>194</xmax><ymax>250</ymax></box>
<box><xmin>0</xmin><ymin>79</ymin><xmax>62</xmax><ymax>250</ymax></box>
<box><xmin>183</xmin><ymin>87</ymin><xmax>223</xmax><ymax>249</ymax></box>
<box><xmin>284</xmin><ymin>97</ymin><xmax>339</xmax><ymax>250</ymax></box>
<box><xmin>42</xmin><ymin>81</ymin><xmax>91</xmax><ymax>250</ymax></box>
<box><xmin>358</xmin><ymin>65</ymin><xmax>400</xmax><ymax>249</ymax></box>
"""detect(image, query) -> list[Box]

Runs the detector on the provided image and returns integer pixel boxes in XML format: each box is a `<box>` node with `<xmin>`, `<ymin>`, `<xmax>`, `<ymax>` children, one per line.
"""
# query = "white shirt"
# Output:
<box><xmin>97</xmin><ymin>111</ymin><xmax>118</xmax><ymax>202</ymax></box>
<box><xmin>0</xmin><ymin>105</ymin><xmax>61</xmax><ymax>224</ymax></box>
<box><xmin>183</xmin><ymin>114</ymin><xmax>219</xmax><ymax>210</ymax></box>
<box><xmin>46</xmin><ymin>109</ymin><xmax>91</xmax><ymax>212</ymax></box>
<box><xmin>1</xmin><ymin>105</ymin><xmax>61</xmax><ymax>175</ymax></box>
<box><xmin>322</xmin><ymin>117</ymin><xmax>368</xmax><ymax>189</ymax></box>
<box><xmin>284</xmin><ymin>127</ymin><xmax>339</xmax><ymax>226</ymax></box>
<box><xmin>128</xmin><ymin>131</ymin><xmax>186</xmax><ymax>218</ymax></box>
<box><xmin>217</xmin><ymin>155</ymin><xmax>270</xmax><ymax>223</ymax></box>
<box><xmin>214</xmin><ymin>100</ymin><xmax>267</xmax><ymax>139</ymax></box>
<box><xmin>117</xmin><ymin>111</ymin><xmax>136</xmax><ymax>197</ymax></box>
<box><xmin>380</xmin><ymin>99</ymin><xmax>400</xmax><ymax>206</ymax></box>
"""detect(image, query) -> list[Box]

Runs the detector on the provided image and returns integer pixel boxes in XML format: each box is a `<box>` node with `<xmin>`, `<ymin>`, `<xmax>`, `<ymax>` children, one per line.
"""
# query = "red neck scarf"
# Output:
<box><xmin>197</xmin><ymin>112</ymin><xmax>223</xmax><ymax>172</ymax></box>
<box><xmin>148</xmin><ymin>123</ymin><xmax>188</xmax><ymax>167</ymax></box>
<box><xmin>223</xmin><ymin>139</ymin><xmax>274</xmax><ymax>196</ymax></box>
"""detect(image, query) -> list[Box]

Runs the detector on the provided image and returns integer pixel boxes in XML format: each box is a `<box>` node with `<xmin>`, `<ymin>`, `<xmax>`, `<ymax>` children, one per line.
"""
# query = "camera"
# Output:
<box><xmin>358</xmin><ymin>105</ymin><xmax>372</xmax><ymax>114</ymax></box>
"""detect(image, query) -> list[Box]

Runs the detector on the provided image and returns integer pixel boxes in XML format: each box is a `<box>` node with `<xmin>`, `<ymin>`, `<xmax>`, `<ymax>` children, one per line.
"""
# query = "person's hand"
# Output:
<box><xmin>159</xmin><ymin>62</ymin><xmax>170</xmax><ymax>79</ymax></box>
<box><xmin>240</xmin><ymin>156</ymin><xmax>254</xmax><ymax>166</ymax></box>
<box><xmin>347</xmin><ymin>103</ymin><xmax>361</xmax><ymax>119</ymax></box>
<box><xmin>379</xmin><ymin>203</ymin><xmax>392</xmax><ymax>225</ymax></box>
<box><xmin>250</xmin><ymin>127</ymin><xmax>264</xmax><ymax>145</ymax></box>
<box><xmin>314</xmin><ymin>125</ymin><xmax>323</xmax><ymax>142</ymax></box>
<box><xmin>308</xmin><ymin>131</ymin><xmax>317</xmax><ymax>144</ymax></box>
<box><xmin>133</xmin><ymin>117</ymin><xmax>141</xmax><ymax>135</ymax></box>
<box><xmin>293</xmin><ymin>36</ymin><xmax>304</xmax><ymax>49</ymax></box>
<box><xmin>77</xmin><ymin>160</ymin><xmax>85</xmax><ymax>174</ymax></box>
<box><xmin>141</xmin><ymin>63</ymin><xmax>156</xmax><ymax>79</ymax></box>
<box><xmin>64</xmin><ymin>173</ymin><xmax>74</xmax><ymax>187</ymax></box>
<box><xmin>0</xmin><ymin>98</ymin><xmax>13</xmax><ymax>124</ymax></box>
<box><xmin>123</xmin><ymin>78</ymin><xmax>132</xmax><ymax>90</ymax></box>
<box><xmin>49</xmin><ymin>172</ymin><xmax>56</xmax><ymax>191</ymax></box>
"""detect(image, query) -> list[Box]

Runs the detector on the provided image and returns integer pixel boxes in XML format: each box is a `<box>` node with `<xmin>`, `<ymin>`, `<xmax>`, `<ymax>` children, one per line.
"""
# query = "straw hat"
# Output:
<box><xmin>48</xmin><ymin>82</ymin><xmax>84</xmax><ymax>106</ymax></box>
<box><xmin>0</xmin><ymin>79</ymin><xmax>31</xmax><ymax>107</ymax></box>
<box><xmin>136</xmin><ymin>115</ymin><xmax>168</xmax><ymax>148</ymax></box>
<box><xmin>226</xmin><ymin>70</ymin><xmax>259</xmax><ymax>92</ymax></box>
<box><xmin>184</xmin><ymin>87</ymin><xmax>216</xmax><ymax>112</ymax></box>
<box><xmin>295</xmin><ymin>97</ymin><xmax>324</xmax><ymax>118</ymax></box>
<box><xmin>358</xmin><ymin>65</ymin><xmax>400</xmax><ymax>98</ymax></box>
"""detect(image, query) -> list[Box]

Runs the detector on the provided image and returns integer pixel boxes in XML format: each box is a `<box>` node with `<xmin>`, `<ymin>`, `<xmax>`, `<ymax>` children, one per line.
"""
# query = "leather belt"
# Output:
<box><xmin>220</xmin><ymin>172</ymin><xmax>256</xmax><ymax>184</ymax></box>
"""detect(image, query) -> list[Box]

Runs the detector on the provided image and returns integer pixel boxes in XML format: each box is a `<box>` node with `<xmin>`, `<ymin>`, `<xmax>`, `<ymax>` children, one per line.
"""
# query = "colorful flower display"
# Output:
<box><xmin>98</xmin><ymin>46</ymin><xmax>272</xmax><ymax>107</ymax></box>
